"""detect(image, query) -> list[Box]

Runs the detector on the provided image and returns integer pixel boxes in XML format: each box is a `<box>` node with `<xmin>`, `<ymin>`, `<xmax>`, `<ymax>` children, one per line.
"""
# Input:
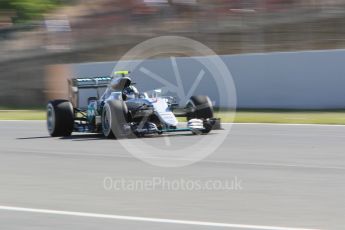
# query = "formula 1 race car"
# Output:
<box><xmin>47</xmin><ymin>71</ymin><xmax>218</xmax><ymax>138</ymax></box>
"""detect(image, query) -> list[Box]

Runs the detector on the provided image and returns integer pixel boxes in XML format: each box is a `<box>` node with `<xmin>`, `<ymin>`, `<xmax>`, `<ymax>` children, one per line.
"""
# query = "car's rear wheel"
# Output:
<box><xmin>102</xmin><ymin>100</ymin><xmax>130</xmax><ymax>139</ymax></box>
<box><xmin>186</xmin><ymin>96</ymin><xmax>214</xmax><ymax>134</ymax></box>
<box><xmin>47</xmin><ymin>100</ymin><xmax>74</xmax><ymax>137</ymax></box>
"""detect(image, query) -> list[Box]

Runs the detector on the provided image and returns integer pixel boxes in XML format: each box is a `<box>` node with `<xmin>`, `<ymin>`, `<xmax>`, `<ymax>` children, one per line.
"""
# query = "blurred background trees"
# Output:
<box><xmin>0</xmin><ymin>0</ymin><xmax>70</xmax><ymax>23</ymax></box>
<box><xmin>1</xmin><ymin>0</ymin><xmax>345</xmax><ymax>55</ymax></box>
<box><xmin>1</xmin><ymin>0</ymin><xmax>345</xmax><ymax>107</ymax></box>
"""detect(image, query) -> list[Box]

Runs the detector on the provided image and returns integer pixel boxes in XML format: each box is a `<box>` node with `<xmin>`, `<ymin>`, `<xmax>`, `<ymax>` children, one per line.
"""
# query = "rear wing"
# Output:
<box><xmin>68</xmin><ymin>76</ymin><xmax>112</xmax><ymax>108</ymax></box>
<box><xmin>69</xmin><ymin>76</ymin><xmax>112</xmax><ymax>88</ymax></box>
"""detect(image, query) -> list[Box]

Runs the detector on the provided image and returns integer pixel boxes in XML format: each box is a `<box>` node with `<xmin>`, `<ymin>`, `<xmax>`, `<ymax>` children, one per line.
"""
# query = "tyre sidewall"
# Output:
<box><xmin>103</xmin><ymin>100</ymin><xmax>130</xmax><ymax>139</ymax></box>
<box><xmin>47</xmin><ymin>100</ymin><xmax>74</xmax><ymax>137</ymax></box>
<box><xmin>102</xmin><ymin>103</ymin><xmax>114</xmax><ymax>138</ymax></box>
<box><xmin>187</xmin><ymin>96</ymin><xmax>214</xmax><ymax>120</ymax></box>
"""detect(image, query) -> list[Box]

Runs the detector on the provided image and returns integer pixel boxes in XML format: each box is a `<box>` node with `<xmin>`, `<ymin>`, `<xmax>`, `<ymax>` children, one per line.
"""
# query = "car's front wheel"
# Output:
<box><xmin>186</xmin><ymin>96</ymin><xmax>214</xmax><ymax>134</ymax></box>
<box><xmin>102</xmin><ymin>100</ymin><xmax>130</xmax><ymax>139</ymax></box>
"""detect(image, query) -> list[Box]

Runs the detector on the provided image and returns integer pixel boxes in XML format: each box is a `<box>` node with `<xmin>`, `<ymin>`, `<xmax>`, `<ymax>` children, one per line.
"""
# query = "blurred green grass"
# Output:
<box><xmin>1</xmin><ymin>109</ymin><xmax>345</xmax><ymax>125</ymax></box>
<box><xmin>223</xmin><ymin>110</ymin><xmax>345</xmax><ymax>125</ymax></box>
<box><xmin>177</xmin><ymin>110</ymin><xmax>345</xmax><ymax>125</ymax></box>
<box><xmin>0</xmin><ymin>110</ymin><xmax>45</xmax><ymax>120</ymax></box>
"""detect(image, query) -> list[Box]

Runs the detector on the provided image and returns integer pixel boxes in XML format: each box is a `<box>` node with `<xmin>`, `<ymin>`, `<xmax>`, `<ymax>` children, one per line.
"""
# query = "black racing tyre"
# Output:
<box><xmin>186</xmin><ymin>96</ymin><xmax>214</xmax><ymax>120</ymax></box>
<box><xmin>102</xmin><ymin>100</ymin><xmax>130</xmax><ymax>139</ymax></box>
<box><xmin>186</xmin><ymin>96</ymin><xmax>214</xmax><ymax>134</ymax></box>
<box><xmin>47</xmin><ymin>100</ymin><xmax>74</xmax><ymax>137</ymax></box>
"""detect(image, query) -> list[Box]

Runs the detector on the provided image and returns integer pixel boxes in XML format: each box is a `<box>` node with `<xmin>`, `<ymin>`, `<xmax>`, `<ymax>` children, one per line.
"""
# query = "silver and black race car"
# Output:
<box><xmin>47</xmin><ymin>71</ymin><xmax>219</xmax><ymax>138</ymax></box>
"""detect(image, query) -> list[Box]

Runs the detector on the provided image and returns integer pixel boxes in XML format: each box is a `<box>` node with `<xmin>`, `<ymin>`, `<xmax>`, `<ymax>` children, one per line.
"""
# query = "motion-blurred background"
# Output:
<box><xmin>1</xmin><ymin>0</ymin><xmax>345</xmax><ymax>107</ymax></box>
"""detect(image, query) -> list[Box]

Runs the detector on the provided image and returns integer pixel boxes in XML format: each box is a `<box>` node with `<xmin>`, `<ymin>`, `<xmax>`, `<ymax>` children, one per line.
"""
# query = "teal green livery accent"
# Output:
<box><xmin>87</xmin><ymin>101</ymin><xmax>97</xmax><ymax>123</ymax></box>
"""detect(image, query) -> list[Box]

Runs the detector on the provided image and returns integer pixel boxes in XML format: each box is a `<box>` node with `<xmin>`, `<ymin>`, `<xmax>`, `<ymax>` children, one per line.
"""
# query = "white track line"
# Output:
<box><xmin>0</xmin><ymin>205</ymin><xmax>318</xmax><ymax>230</ymax></box>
